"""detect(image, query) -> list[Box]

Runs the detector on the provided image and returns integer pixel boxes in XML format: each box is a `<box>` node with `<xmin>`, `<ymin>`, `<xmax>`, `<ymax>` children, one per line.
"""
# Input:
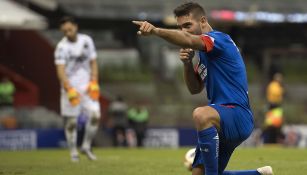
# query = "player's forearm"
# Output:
<box><xmin>183</xmin><ymin>63</ymin><xmax>203</xmax><ymax>94</ymax></box>
<box><xmin>90</xmin><ymin>60</ymin><xmax>99</xmax><ymax>81</ymax></box>
<box><xmin>153</xmin><ymin>28</ymin><xmax>203</xmax><ymax>50</ymax></box>
<box><xmin>56</xmin><ymin>65</ymin><xmax>70</xmax><ymax>89</ymax></box>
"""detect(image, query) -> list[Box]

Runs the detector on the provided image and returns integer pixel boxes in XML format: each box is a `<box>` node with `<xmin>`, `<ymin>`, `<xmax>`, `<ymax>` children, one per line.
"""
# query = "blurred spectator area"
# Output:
<box><xmin>0</xmin><ymin>64</ymin><xmax>38</xmax><ymax>107</ymax></box>
<box><xmin>0</xmin><ymin>29</ymin><xmax>58</xmax><ymax>110</ymax></box>
<box><xmin>23</xmin><ymin>0</ymin><xmax>307</xmax><ymax>20</ymax></box>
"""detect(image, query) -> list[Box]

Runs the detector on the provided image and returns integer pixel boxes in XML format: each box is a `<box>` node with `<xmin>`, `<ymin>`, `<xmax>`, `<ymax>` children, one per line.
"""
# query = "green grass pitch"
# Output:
<box><xmin>0</xmin><ymin>147</ymin><xmax>306</xmax><ymax>175</ymax></box>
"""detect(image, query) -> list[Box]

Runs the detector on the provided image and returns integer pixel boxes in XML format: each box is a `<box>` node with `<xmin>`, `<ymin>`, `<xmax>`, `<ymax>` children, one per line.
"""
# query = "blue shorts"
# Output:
<box><xmin>192</xmin><ymin>104</ymin><xmax>254</xmax><ymax>173</ymax></box>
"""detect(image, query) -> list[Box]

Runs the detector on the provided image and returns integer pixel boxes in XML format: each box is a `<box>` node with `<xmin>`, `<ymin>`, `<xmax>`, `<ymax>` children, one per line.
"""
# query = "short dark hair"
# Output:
<box><xmin>59</xmin><ymin>16</ymin><xmax>77</xmax><ymax>26</ymax></box>
<box><xmin>173</xmin><ymin>2</ymin><xmax>206</xmax><ymax>18</ymax></box>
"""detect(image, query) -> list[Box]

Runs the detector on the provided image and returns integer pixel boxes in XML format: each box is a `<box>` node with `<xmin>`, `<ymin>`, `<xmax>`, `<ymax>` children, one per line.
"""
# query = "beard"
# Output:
<box><xmin>194</xmin><ymin>24</ymin><xmax>203</xmax><ymax>35</ymax></box>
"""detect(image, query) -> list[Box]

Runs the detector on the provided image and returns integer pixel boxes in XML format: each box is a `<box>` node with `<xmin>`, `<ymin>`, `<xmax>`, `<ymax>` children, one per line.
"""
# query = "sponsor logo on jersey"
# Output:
<box><xmin>197</xmin><ymin>63</ymin><xmax>207</xmax><ymax>81</ymax></box>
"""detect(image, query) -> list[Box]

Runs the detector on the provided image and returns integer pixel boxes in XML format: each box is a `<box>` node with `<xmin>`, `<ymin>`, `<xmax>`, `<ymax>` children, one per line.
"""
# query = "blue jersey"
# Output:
<box><xmin>196</xmin><ymin>30</ymin><xmax>250</xmax><ymax>110</ymax></box>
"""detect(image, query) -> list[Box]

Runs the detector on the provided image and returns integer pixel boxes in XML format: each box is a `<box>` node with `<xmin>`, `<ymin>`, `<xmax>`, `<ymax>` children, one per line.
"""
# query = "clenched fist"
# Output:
<box><xmin>180</xmin><ymin>48</ymin><xmax>195</xmax><ymax>64</ymax></box>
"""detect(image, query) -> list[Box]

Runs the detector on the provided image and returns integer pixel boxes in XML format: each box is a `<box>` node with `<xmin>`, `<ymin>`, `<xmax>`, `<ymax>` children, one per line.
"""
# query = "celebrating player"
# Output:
<box><xmin>133</xmin><ymin>2</ymin><xmax>273</xmax><ymax>175</ymax></box>
<box><xmin>54</xmin><ymin>16</ymin><xmax>101</xmax><ymax>162</ymax></box>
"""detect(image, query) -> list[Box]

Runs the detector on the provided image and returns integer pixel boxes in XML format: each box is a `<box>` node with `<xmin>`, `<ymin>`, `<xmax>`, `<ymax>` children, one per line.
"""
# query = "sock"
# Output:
<box><xmin>223</xmin><ymin>170</ymin><xmax>260</xmax><ymax>175</ymax></box>
<box><xmin>198</xmin><ymin>126</ymin><xmax>219</xmax><ymax>175</ymax></box>
<box><xmin>65</xmin><ymin>118</ymin><xmax>78</xmax><ymax>156</ymax></box>
<box><xmin>81</xmin><ymin>116</ymin><xmax>99</xmax><ymax>150</ymax></box>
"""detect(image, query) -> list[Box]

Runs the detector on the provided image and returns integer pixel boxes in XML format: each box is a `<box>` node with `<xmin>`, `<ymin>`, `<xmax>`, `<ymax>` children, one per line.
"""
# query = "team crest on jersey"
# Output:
<box><xmin>197</xmin><ymin>63</ymin><xmax>207</xmax><ymax>81</ymax></box>
<box><xmin>84</xmin><ymin>42</ymin><xmax>88</xmax><ymax>49</ymax></box>
<box><xmin>75</xmin><ymin>54</ymin><xmax>87</xmax><ymax>62</ymax></box>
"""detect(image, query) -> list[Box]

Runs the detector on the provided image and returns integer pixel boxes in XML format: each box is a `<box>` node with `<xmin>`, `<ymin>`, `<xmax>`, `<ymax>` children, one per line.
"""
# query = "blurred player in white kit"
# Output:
<box><xmin>54</xmin><ymin>16</ymin><xmax>101</xmax><ymax>162</ymax></box>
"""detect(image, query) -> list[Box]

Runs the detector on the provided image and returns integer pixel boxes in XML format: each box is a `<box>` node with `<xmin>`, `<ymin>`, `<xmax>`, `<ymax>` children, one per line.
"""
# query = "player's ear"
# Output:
<box><xmin>200</xmin><ymin>16</ymin><xmax>207</xmax><ymax>24</ymax></box>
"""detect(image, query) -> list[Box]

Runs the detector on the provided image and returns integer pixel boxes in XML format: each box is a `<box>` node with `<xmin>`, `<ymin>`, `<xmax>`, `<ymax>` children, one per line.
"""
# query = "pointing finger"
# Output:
<box><xmin>132</xmin><ymin>21</ymin><xmax>143</xmax><ymax>26</ymax></box>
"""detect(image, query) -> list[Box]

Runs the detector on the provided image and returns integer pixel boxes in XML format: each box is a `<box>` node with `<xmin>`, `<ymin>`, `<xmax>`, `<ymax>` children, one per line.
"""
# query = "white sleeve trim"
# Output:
<box><xmin>55</xmin><ymin>59</ymin><xmax>66</xmax><ymax>65</ymax></box>
<box><xmin>89</xmin><ymin>52</ymin><xmax>97</xmax><ymax>60</ymax></box>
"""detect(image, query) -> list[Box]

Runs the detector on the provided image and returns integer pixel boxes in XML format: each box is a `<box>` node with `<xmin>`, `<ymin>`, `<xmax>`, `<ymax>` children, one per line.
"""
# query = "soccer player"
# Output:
<box><xmin>54</xmin><ymin>16</ymin><xmax>101</xmax><ymax>162</ymax></box>
<box><xmin>133</xmin><ymin>2</ymin><xmax>273</xmax><ymax>175</ymax></box>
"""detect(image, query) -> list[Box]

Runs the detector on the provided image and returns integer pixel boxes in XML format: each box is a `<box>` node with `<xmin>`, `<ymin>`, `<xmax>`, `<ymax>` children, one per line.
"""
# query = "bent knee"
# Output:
<box><xmin>192</xmin><ymin>106</ymin><xmax>219</xmax><ymax>125</ymax></box>
<box><xmin>90</xmin><ymin>116</ymin><xmax>100</xmax><ymax>125</ymax></box>
<box><xmin>65</xmin><ymin>118</ymin><xmax>77</xmax><ymax>131</ymax></box>
<box><xmin>86</xmin><ymin>110</ymin><xmax>101</xmax><ymax>125</ymax></box>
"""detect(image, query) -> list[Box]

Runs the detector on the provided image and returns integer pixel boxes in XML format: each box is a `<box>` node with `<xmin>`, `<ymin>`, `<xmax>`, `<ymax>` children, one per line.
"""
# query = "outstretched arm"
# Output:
<box><xmin>132</xmin><ymin>21</ymin><xmax>205</xmax><ymax>51</ymax></box>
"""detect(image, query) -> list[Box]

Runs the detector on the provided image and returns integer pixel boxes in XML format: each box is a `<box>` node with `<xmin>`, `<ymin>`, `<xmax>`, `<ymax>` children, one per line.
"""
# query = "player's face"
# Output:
<box><xmin>274</xmin><ymin>73</ymin><xmax>283</xmax><ymax>83</ymax></box>
<box><xmin>60</xmin><ymin>22</ymin><xmax>78</xmax><ymax>41</ymax></box>
<box><xmin>177</xmin><ymin>13</ymin><xmax>203</xmax><ymax>35</ymax></box>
